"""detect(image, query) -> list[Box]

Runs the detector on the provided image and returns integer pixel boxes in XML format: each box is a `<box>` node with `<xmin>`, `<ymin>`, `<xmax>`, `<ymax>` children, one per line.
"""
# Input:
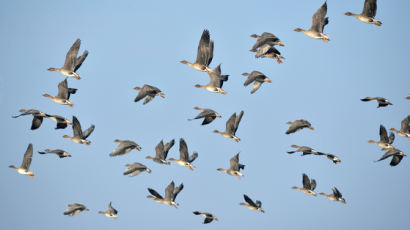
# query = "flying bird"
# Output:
<box><xmin>292</xmin><ymin>173</ymin><xmax>317</xmax><ymax>196</ymax></box>
<box><xmin>249</xmin><ymin>33</ymin><xmax>285</xmax><ymax>63</ymax></box>
<box><xmin>320</xmin><ymin>187</ymin><xmax>346</xmax><ymax>204</ymax></box>
<box><xmin>12</xmin><ymin>109</ymin><xmax>48</xmax><ymax>130</ymax></box>
<box><xmin>147</xmin><ymin>181</ymin><xmax>184</xmax><ymax>208</ymax></box>
<box><xmin>45</xmin><ymin>114</ymin><xmax>72</xmax><ymax>129</ymax></box>
<box><xmin>287</xmin><ymin>145</ymin><xmax>318</xmax><ymax>155</ymax></box>
<box><xmin>390</xmin><ymin>115</ymin><xmax>410</xmax><ymax>140</ymax></box>
<box><xmin>375</xmin><ymin>148</ymin><xmax>406</xmax><ymax>166</ymax></box>
<box><xmin>368</xmin><ymin>125</ymin><xmax>395</xmax><ymax>149</ymax></box>
<box><xmin>123</xmin><ymin>162</ymin><xmax>151</xmax><ymax>177</ymax></box>
<box><xmin>180</xmin><ymin>29</ymin><xmax>214</xmax><ymax>73</ymax></box>
<box><xmin>63</xmin><ymin>116</ymin><xmax>95</xmax><ymax>145</ymax></box>
<box><xmin>217</xmin><ymin>152</ymin><xmax>245</xmax><ymax>180</ymax></box>
<box><xmin>286</xmin><ymin>119</ymin><xmax>314</xmax><ymax>134</ymax></box>
<box><xmin>345</xmin><ymin>0</ymin><xmax>382</xmax><ymax>26</ymax></box>
<box><xmin>168</xmin><ymin>138</ymin><xmax>198</xmax><ymax>170</ymax></box>
<box><xmin>9</xmin><ymin>144</ymin><xmax>34</xmax><ymax>178</ymax></box>
<box><xmin>146</xmin><ymin>139</ymin><xmax>175</xmax><ymax>165</ymax></box>
<box><xmin>294</xmin><ymin>1</ymin><xmax>330</xmax><ymax>42</ymax></box>
<box><xmin>239</xmin><ymin>194</ymin><xmax>264</xmax><ymax>213</ymax></box>
<box><xmin>361</xmin><ymin>97</ymin><xmax>392</xmax><ymax>107</ymax></box>
<box><xmin>242</xmin><ymin>71</ymin><xmax>271</xmax><ymax>94</ymax></box>
<box><xmin>213</xmin><ymin>110</ymin><xmax>244</xmax><ymax>142</ymax></box>
<box><xmin>109</xmin><ymin>139</ymin><xmax>141</xmax><ymax>157</ymax></box>
<box><xmin>63</xmin><ymin>203</ymin><xmax>89</xmax><ymax>216</ymax></box>
<box><xmin>48</xmin><ymin>39</ymin><xmax>88</xmax><ymax>80</ymax></box>
<box><xmin>98</xmin><ymin>202</ymin><xmax>118</xmax><ymax>219</ymax></box>
<box><xmin>134</xmin><ymin>84</ymin><xmax>164</xmax><ymax>105</ymax></box>
<box><xmin>188</xmin><ymin>107</ymin><xmax>221</xmax><ymax>125</ymax></box>
<box><xmin>194</xmin><ymin>64</ymin><xmax>228</xmax><ymax>94</ymax></box>
<box><xmin>38</xmin><ymin>149</ymin><xmax>71</xmax><ymax>158</ymax></box>
<box><xmin>193</xmin><ymin>211</ymin><xmax>218</xmax><ymax>224</ymax></box>
<box><xmin>42</xmin><ymin>78</ymin><xmax>77</xmax><ymax>107</ymax></box>
<box><xmin>314</xmin><ymin>152</ymin><xmax>341</xmax><ymax>164</ymax></box>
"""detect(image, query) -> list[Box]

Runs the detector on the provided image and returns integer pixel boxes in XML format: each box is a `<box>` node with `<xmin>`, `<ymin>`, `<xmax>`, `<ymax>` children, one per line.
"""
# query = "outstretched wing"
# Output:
<box><xmin>188</xmin><ymin>152</ymin><xmax>198</xmax><ymax>163</ymax></box>
<box><xmin>362</xmin><ymin>0</ymin><xmax>377</xmax><ymax>18</ymax></box>
<box><xmin>82</xmin><ymin>125</ymin><xmax>95</xmax><ymax>139</ymax></box>
<box><xmin>163</xmin><ymin>139</ymin><xmax>175</xmax><ymax>159</ymax></box>
<box><xmin>302</xmin><ymin>173</ymin><xmax>311</xmax><ymax>190</ymax></box>
<box><xmin>310</xmin><ymin>1</ymin><xmax>328</xmax><ymax>33</ymax></box>
<box><xmin>233</xmin><ymin>110</ymin><xmax>244</xmax><ymax>134</ymax></box>
<box><xmin>332</xmin><ymin>187</ymin><xmax>343</xmax><ymax>198</ymax></box>
<box><xmin>244</xmin><ymin>194</ymin><xmax>256</xmax><ymax>207</ymax></box>
<box><xmin>63</xmin><ymin>39</ymin><xmax>81</xmax><ymax>71</ymax></box>
<box><xmin>56</xmin><ymin>79</ymin><xmax>69</xmax><ymax>99</ymax></box>
<box><xmin>379</xmin><ymin>125</ymin><xmax>389</xmax><ymax>143</ymax></box>
<box><xmin>229</xmin><ymin>153</ymin><xmax>240</xmax><ymax>171</ymax></box>
<box><xmin>155</xmin><ymin>140</ymin><xmax>165</xmax><ymax>159</ymax></box>
<box><xmin>196</xmin><ymin>29</ymin><xmax>214</xmax><ymax>66</ymax></box>
<box><xmin>74</xmin><ymin>50</ymin><xmax>88</xmax><ymax>72</ymax></box>
<box><xmin>20</xmin><ymin>144</ymin><xmax>33</xmax><ymax>170</ymax></box>
<box><xmin>172</xmin><ymin>183</ymin><xmax>184</xmax><ymax>201</ymax></box>
<box><xmin>400</xmin><ymin>115</ymin><xmax>410</xmax><ymax>133</ymax></box>
<box><xmin>179</xmin><ymin>138</ymin><xmax>189</xmax><ymax>161</ymax></box>
<box><xmin>148</xmin><ymin>188</ymin><xmax>163</xmax><ymax>199</ymax></box>
<box><xmin>225</xmin><ymin>112</ymin><xmax>237</xmax><ymax>135</ymax></box>
<box><xmin>72</xmin><ymin>116</ymin><xmax>83</xmax><ymax>138</ymax></box>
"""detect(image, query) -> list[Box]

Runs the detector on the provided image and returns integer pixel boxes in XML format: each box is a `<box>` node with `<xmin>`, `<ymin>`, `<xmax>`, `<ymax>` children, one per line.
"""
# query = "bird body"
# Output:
<box><xmin>180</xmin><ymin>29</ymin><xmax>214</xmax><ymax>73</ymax></box>
<box><xmin>98</xmin><ymin>202</ymin><xmax>118</xmax><ymax>219</ymax></box>
<box><xmin>146</xmin><ymin>139</ymin><xmax>175</xmax><ymax>165</ymax></box>
<box><xmin>38</xmin><ymin>149</ymin><xmax>71</xmax><ymax>158</ymax></box>
<box><xmin>63</xmin><ymin>116</ymin><xmax>94</xmax><ymax>145</ymax></box>
<box><xmin>134</xmin><ymin>84</ymin><xmax>164</xmax><ymax>104</ymax></box>
<box><xmin>292</xmin><ymin>173</ymin><xmax>317</xmax><ymax>196</ymax></box>
<box><xmin>193</xmin><ymin>211</ymin><xmax>218</xmax><ymax>224</ymax></box>
<box><xmin>110</xmin><ymin>139</ymin><xmax>141</xmax><ymax>157</ymax></box>
<box><xmin>168</xmin><ymin>138</ymin><xmax>198</xmax><ymax>170</ymax></box>
<box><xmin>286</xmin><ymin>120</ymin><xmax>314</xmax><ymax>134</ymax></box>
<box><xmin>147</xmin><ymin>181</ymin><xmax>183</xmax><ymax>208</ymax></box>
<box><xmin>320</xmin><ymin>187</ymin><xmax>346</xmax><ymax>204</ymax></box>
<box><xmin>345</xmin><ymin>0</ymin><xmax>382</xmax><ymax>26</ymax></box>
<box><xmin>43</xmin><ymin>78</ymin><xmax>76</xmax><ymax>107</ymax></box>
<box><xmin>214</xmin><ymin>110</ymin><xmax>244</xmax><ymax>142</ymax></box>
<box><xmin>239</xmin><ymin>194</ymin><xmax>264</xmax><ymax>213</ymax></box>
<box><xmin>294</xmin><ymin>2</ymin><xmax>330</xmax><ymax>42</ymax></box>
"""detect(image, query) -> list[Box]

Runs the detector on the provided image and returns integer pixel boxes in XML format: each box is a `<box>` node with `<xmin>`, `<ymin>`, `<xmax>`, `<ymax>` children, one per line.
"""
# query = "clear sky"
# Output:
<box><xmin>1</xmin><ymin>0</ymin><xmax>409</xmax><ymax>229</ymax></box>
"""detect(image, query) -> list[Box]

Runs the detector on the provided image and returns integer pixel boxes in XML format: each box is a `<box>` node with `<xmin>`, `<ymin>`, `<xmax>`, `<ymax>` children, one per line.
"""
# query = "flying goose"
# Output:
<box><xmin>320</xmin><ymin>187</ymin><xmax>346</xmax><ymax>204</ymax></box>
<box><xmin>249</xmin><ymin>33</ymin><xmax>285</xmax><ymax>63</ymax></box>
<box><xmin>193</xmin><ymin>211</ymin><xmax>218</xmax><ymax>224</ymax></box>
<box><xmin>45</xmin><ymin>114</ymin><xmax>72</xmax><ymax>129</ymax></box>
<box><xmin>109</xmin><ymin>139</ymin><xmax>141</xmax><ymax>157</ymax></box>
<box><xmin>375</xmin><ymin>148</ymin><xmax>406</xmax><ymax>166</ymax></box>
<box><xmin>9</xmin><ymin>144</ymin><xmax>34</xmax><ymax>178</ymax></box>
<box><xmin>145</xmin><ymin>139</ymin><xmax>175</xmax><ymax>165</ymax></box>
<box><xmin>147</xmin><ymin>181</ymin><xmax>184</xmax><ymax>208</ymax></box>
<box><xmin>242</xmin><ymin>71</ymin><xmax>271</xmax><ymax>94</ymax></box>
<box><xmin>134</xmin><ymin>84</ymin><xmax>164</xmax><ymax>104</ymax></box>
<box><xmin>217</xmin><ymin>153</ymin><xmax>245</xmax><ymax>180</ymax></box>
<box><xmin>314</xmin><ymin>152</ymin><xmax>341</xmax><ymax>164</ymax></box>
<box><xmin>169</xmin><ymin>138</ymin><xmax>198</xmax><ymax>170</ymax></box>
<box><xmin>214</xmin><ymin>110</ymin><xmax>244</xmax><ymax>142</ymax></box>
<box><xmin>239</xmin><ymin>194</ymin><xmax>264</xmax><ymax>213</ymax></box>
<box><xmin>294</xmin><ymin>1</ymin><xmax>330</xmax><ymax>42</ymax></box>
<box><xmin>180</xmin><ymin>29</ymin><xmax>214</xmax><ymax>73</ymax></box>
<box><xmin>48</xmin><ymin>39</ymin><xmax>88</xmax><ymax>80</ymax></box>
<box><xmin>361</xmin><ymin>97</ymin><xmax>392</xmax><ymax>107</ymax></box>
<box><xmin>98</xmin><ymin>202</ymin><xmax>118</xmax><ymax>219</ymax></box>
<box><xmin>285</xmin><ymin>119</ymin><xmax>314</xmax><ymax>134</ymax></box>
<box><xmin>63</xmin><ymin>116</ymin><xmax>95</xmax><ymax>145</ymax></box>
<box><xmin>12</xmin><ymin>109</ymin><xmax>48</xmax><ymax>130</ymax></box>
<box><xmin>188</xmin><ymin>107</ymin><xmax>221</xmax><ymax>125</ymax></box>
<box><xmin>38</xmin><ymin>149</ymin><xmax>71</xmax><ymax>158</ymax></box>
<box><xmin>287</xmin><ymin>145</ymin><xmax>318</xmax><ymax>155</ymax></box>
<box><xmin>194</xmin><ymin>64</ymin><xmax>228</xmax><ymax>94</ymax></box>
<box><xmin>368</xmin><ymin>125</ymin><xmax>395</xmax><ymax>149</ymax></box>
<box><xmin>43</xmin><ymin>78</ymin><xmax>77</xmax><ymax>107</ymax></box>
<box><xmin>390</xmin><ymin>115</ymin><xmax>410</xmax><ymax>140</ymax></box>
<box><xmin>63</xmin><ymin>203</ymin><xmax>89</xmax><ymax>216</ymax></box>
<box><xmin>345</xmin><ymin>0</ymin><xmax>382</xmax><ymax>26</ymax></box>
<box><xmin>123</xmin><ymin>162</ymin><xmax>151</xmax><ymax>176</ymax></box>
<box><xmin>292</xmin><ymin>173</ymin><xmax>317</xmax><ymax>196</ymax></box>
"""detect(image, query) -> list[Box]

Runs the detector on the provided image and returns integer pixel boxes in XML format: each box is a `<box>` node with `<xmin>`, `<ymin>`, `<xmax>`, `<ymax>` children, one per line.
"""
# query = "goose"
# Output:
<box><xmin>146</xmin><ymin>139</ymin><xmax>175</xmax><ymax>165</ymax></box>
<box><xmin>43</xmin><ymin>78</ymin><xmax>76</xmax><ymax>107</ymax></box>
<box><xmin>188</xmin><ymin>107</ymin><xmax>221</xmax><ymax>125</ymax></box>
<box><xmin>98</xmin><ymin>202</ymin><xmax>118</xmax><ymax>219</ymax></box>
<box><xmin>38</xmin><ymin>149</ymin><xmax>71</xmax><ymax>158</ymax></box>
<box><xmin>361</xmin><ymin>97</ymin><xmax>392</xmax><ymax>107</ymax></box>
<box><xmin>214</xmin><ymin>110</ymin><xmax>244</xmax><ymax>142</ymax></box>
<box><xmin>147</xmin><ymin>181</ymin><xmax>184</xmax><ymax>208</ymax></box>
<box><xmin>123</xmin><ymin>162</ymin><xmax>151</xmax><ymax>177</ymax></box>
<box><xmin>169</xmin><ymin>138</ymin><xmax>198</xmax><ymax>170</ymax></box>
<box><xmin>254</xmin><ymin>45</ymin><xmax>285</xmax><ymax>63</ymax></box>
<box><xmin>292</xmin><ymin>173</ymin><xmax>317</xmax><ymax>196</ymax></box>
<box><xmin>249</xmin><ymin>33</ymin><xmax>285</xmax><ymax>63</ymax></box>
<box><xmin>9</xmin><ymin>144</ymin><xmax>34</xmax><ymax>178</ymax></box>
<box><xmin>63</xmin><ymin>116</ymin><xmax>95</xmax><ymax>145</ymax></box>
<box><xmin>287</xmin><ymin>145</ymin><xmax>318</xmax><ymax>155</ymax></box>
<box><xmin>193</xmin><ymin>211</ymin><xmax>218</xmax><ymax>224</ymax></box>
<box><xmin>48</xmin><ymin>39</ymin><xmax>88</xmax><ymax>80</ymax></box>
<box><xmin>286</xmin><ymin>119</ymin><xmax>314</xmax><ymax>134</ymax></box>
<box><xmin>375</xmin><ymin>148</ymin><xmax>406</xmax><ymax>166</ymax></box>
<box><xmin>63</xmin><ymin>203</ymin><xmax>89</xmax><ymax>216</ymax></box>
<box><xmin>194</xmin><ymin>64</ymin><xmax>228</xmax><ymax>94</ymax></box>
<box><xmin>242</xmin><ymin>71</ymin><xmax>271</xmax><ymax>94</ymax></box>
<box><xmin>294</xmin><ymin>1</ymin><xmax>330</xmax><ymax>42</ymax></box>
<box><xmin>368</xmin><ymin>125</ymin><xmax>395</xmax><ymax>149</ymax></box>
<box><xmin>239</xmin><ymin>194</ymin><xmax>264</xmax><ymax>213</ymax></box>
<box><xmin>320</xmin><ymin>187</ymin><xmax>346</xmax><ymax>204</ymax></box>
<box><xmin>45</xmin><ymin>114</ymin><xmax>72</xmax><ymax>129</ymax></box>
<box><xmin>180</xmin><ymin>29</ymin><xmax>214</xmax><ymax>73</ymax></box>
<box><xmin>390</xmin><ymin>115</ymin><xmax>410</xmax><ymax>140</ymax></box>
<box><xmin>217</xmin><ymin>153</ymin><xmax>245</xmax><ymax>180</ymax></box>
<box><xmin>109</xmin><ymin>139</ymin><xmax>141</xmax><ymax>157</ymax></box>
<box><xmin>345</xmin><ymin>0</ymin><xmax>382</xmax><ymax>26</ymax></box>
<box><xmin>134</xmin><ymin>84</ymin><xmax>164</xmax><ymax>104</ymax></box>
<box><xmin>314</xmin><ymin>152</ymin><xmax>341</xmax><ymax>164</ymax></box>
<box><xmin>12</xmin><ymin>109</ymin><xmax>48</xmax><ymax>130</ymax></box>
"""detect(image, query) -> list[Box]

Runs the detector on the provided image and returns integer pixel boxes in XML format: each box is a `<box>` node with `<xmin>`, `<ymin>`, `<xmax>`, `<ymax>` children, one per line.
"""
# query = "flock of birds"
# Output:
<box><xmin>8</xmin><ymin>0</ymin><xmax>410</xmax><ymax>224</ymax></box>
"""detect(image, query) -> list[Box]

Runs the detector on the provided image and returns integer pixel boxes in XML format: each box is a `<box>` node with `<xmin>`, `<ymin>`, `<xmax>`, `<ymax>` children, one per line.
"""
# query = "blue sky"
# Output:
<box><xmin>1</xmin><ymin>0</ymin><xmax>409</xmax><ymax>229</ymax></box>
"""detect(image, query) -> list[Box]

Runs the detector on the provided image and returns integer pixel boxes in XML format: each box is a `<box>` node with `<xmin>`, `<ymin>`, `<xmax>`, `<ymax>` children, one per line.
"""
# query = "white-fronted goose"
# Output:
<box><xmin>242</xmin><ymin>71</ymin><xmax>271</xmax><ymax>94</ymax></box>
<box><xmin>345</xmin><ymin>0</ymin><xmax>382</xmax><ymax>26</ymax></box>
<box><xmin>294</xmin><ymin>1</ymin><xmax>330</xmax><ymax>42</ymax></box>
<box><xmin>361</xmin><ymin>97</ymin><xmax>392</xmax><ymax>107</ymax></box>
<box><xmin>286</xmin><ymin>119</ymin><xmax>314</xmax><ymax>134</ymax></box>
<box><xmin>63</xmin><ymin>203</ymin><xmax>89</xmax><ymax>216</ymax></box>
<box><xmin>43</xmin><ymin>78</ymin><xmax>76</xmax><ymax>107</ymax></box>
<box><xmin>214</xmin><ymin>110</ymin><xmax>244</xmax><ymax>142</ymax></box>
<box><xmin>180</xmin><ymin>29</ymin><xmax>214</xmax><ymax>73</ymax></box>
<box><xmin>98</xmin><ymin>202</ymin><xmax>118</xmax><ymax>219</ymax></box>
<box><xmin>292</xmin><ymin>173</ymin><xmax>317</xmax><ymax>196</ymax></box>
<box><xmin>109</xmin><ymin>139</ymin><xmax>141</xmax><ymax>157</ymax></box>
<box><xmin>48</xmin><ymin>39</ymin><xmax>88</xmax><ymax>80</ymax></box>
<box><xmin>188</xmin><ymin>107</ymin><xmax>221</xmax><ymax>125</ymax></box>
<box><xmin>9</xmin><ymin>144</ymin><xmax>34</xmax><ymax>178</ymax></box>
<box><xmin>38</xmin><ymin>149</ymin><xmax>71</xmax><ymax>158</ymax></box>
<box><xmin>250</xmin><ymin>33</ymin><xmax>285</xmax><ymax>63</ymax></box>
<box><xmin>194</xmin><ymin>64</ymin><xmax>228</xmax><ymax>94</ymax></box>
<box><xmin>147</xmin><ymin>181</ymin><xmax>184</xmax><ymax>208</ymax></box>
<box><xmin>217</xmin><ymin>153</ymin><xmax>245</xmax><ymax>180</ymax></box>
<box><xmin>239</xmin><ymin>194</ymin><xmax>264</xmax><ymax>213</ymax></box>
<box><xmin>45</xmin><ymin>114</ymin><xmax>72</xmax><ymax>129</ymax></box>
<box><xmin>193</xmin><ymin>211</ymin><xmax>218</xmax><ymax>224</ymax></box>
<box><xmin>368</xmin><ymin>125</ymin><xmax>395</xmax><ymax>149</ymax></box>
<box><xmin>134</xmin><ymin>84</ymin><xmax>164</xmax><ymax>104</ymax></box>
<box><xmin>320</xmin><ymin>187</ymin><xmax>346</xmax><ymax>204</ymax></box>
<box><xmin>63</xmin><ymin>116</ymin><xmax>95</xmax><ymax>145</ymax></box>
<box><xmin>146</xmin><ymin>139</ymin><xmax>175</xmax><ymax>165</ymax></box>
<box><xmin>169</xmin><ymin>138</ymin><xmax>198</xmax><ymax>170</ymax></box>
<box><xmin>123</xmin><ymin>162</ymin><xmax>151</xmax><ymax>176</ymax></box>
<box><xmin>375</xmin><ymin>148</ymin><xmax>406</xmax><ymax>166</ymax></box>
<box><xmin>390</xmin><ymin>115</ymin><xmax>410</xmax><ymax>140</ymax></box>
<box><xmin>12</xmin><ymin>109</ymin><xmax>48</xmax><ymax>130</ymax></box>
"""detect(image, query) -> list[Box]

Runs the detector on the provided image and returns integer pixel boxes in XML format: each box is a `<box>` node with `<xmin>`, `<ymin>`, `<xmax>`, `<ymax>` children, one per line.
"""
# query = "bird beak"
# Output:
<box><xmin>158</xmin><ymin>93</ymin><xmax>165</xmax><ymax>98</ymax></box>
<box><xmin>264</xmin><ymin>78</ymin><xmax>272</xmax><ymax>83</ymax></box>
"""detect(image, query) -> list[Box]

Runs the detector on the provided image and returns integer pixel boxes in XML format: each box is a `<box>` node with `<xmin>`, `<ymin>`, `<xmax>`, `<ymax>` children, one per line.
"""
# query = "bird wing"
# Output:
<box><xmin>163</xmin><ymin>139</ymin><xmax>175</xmax><ymax>159</ymax></box>
<box><xmin>72</xmin><ymin>116</ymin><xmax>83</xmax><ymax>138</ymax></box>
<box><xmin>250</xmin><ymin>81</ymin><xmax>263</xmax><ymax>94</ymax></box>
<box><xmin>390</xmin><ymin>155</ymin><xmax>403</xmax><ymax>166</ymax></box>
<box><xmin>332</xmin><ymin>187</ymin><xmax>343</xmax><ymax>198</ymax></box>
<box><xmin>165</xmin><ymin>181</ymin><xmax>175</xmax><ymax>201</ymax></box>
<box><xmin>229</xmin><ymin>153</ymin><xmax>240</xmax><ymax>171</ymax></box>
<box><xmin>155</xmin><ymin>140</ymin><xmax>165</xmax><ymax>159</ymax></box>
<box><xmin>310</xmin><ymin>179</ymin><xmax>317</xmax><ymax>191</ymax></box>
<box><xmin>302</xmin><ymin>173</ymin><xmax>311</xmax><ymax>190</ymax></box>
<box><xmin>251</xmin><ymin>33</ymin><xmax>280</xmax><ymax>50</ymax></box>
<box><xmin>400</xmin><ymin>115</ymin><xmax>410</xmax><ymax>133</ymax></box>
<box><xmin>209</xmin><ymin>64</ymin><xmax>222</xmax><ymax>87</ymax></box>
<box><xmin>67</xmin><ymin>88</ymin><xmax>77</xmax><ymax>100</ymax></box>
<box><xmin>172</xmin><ymin>183</ymin><xmax>184</xmax><ymax>201</ymax></box>
<box><xmin>255</xmin><ymin>200</ymin><xmax>262</xmax><ymax>208</ymax></box>
<box><xmin>108</xmin><ymin>202</ymin><xmax>118</xmax><ymax>215</ymax></box>
<box><xmin>82</xmin><ymin>125</ymin><xmax>95</xmax><ymax>139</ymax></box>
<box><xmin>225</xmin><ymin>112</ymin><xmax>237</xmax><ymax>134</ymax></box>
<box><xmin>244</xmin><ymin>194</ymin><xmax>257</xmax><ymax>207</ymax></box>
<box><xmin>388</xmin><ymin>132</ymin><xmax>395</xmax><ymax>145</ymax></box>
<box><xmin>74</xmin><ymin>50</ymin><xmax>88</xmax><ymax>72</ymax></box>
<box><xmin>63</xmin><ymin>39</ymin><xmax>81</xmax><ymax>71</ymax></box>
<box><xmin>179</xmin><ymin>138</ymin><xmax>189</xmax><ymax>161</ymax></box>
<box><xmin>195</xmin><ymin>29</ymin><xmax>213</xmax><ymax>66</ymax></box>
<box><xmin>376</xmin><ymin>150</ymin><xmax>397</xmax><ymax>162</ymax></box>
<box><xmin>31</xmin><ymin>116</ymin><xmax>44</xmax><ymax>130</ymax></box>
<box><xmin>194</xmin><ymin>109</ymin><xmax>215</xmax><ymax>119</ymax></box>
<box><xmin>204</xmin><ymin>218</ymin><xmax>213</xmax><ymax>224</ymax></box>
<box><xmin>233</xmin><ymin>110</ymin><xmax>244</xmax><ymax>134</ymax></box>
<box><xmin>202</xmin><ymin>116</ymin><xmax>216</xmax><ymax>125</ymax></box>
<box><xmin>20</xmin><ymin>144</ymin><xmax>33</xmax><ymax>170</ymax></box>
<box><xmin>362</xmin><ymin>0</ymin><xmax>377</xmax><ymax>18</ymax></box>
<box><xmin>310</xmin><ymin>1</ymin><xmax>328</xmax><ymax>33</ymax></box>
<box><xmin>56</xmin><ymin>79</ymin><xmax>69</xmax><ymax>99</ymax></box>
<box><xmin>148</xmin><ymin>188</ymin><xmax>163</xmax><ymax>199</ymax></box>
<box><xmin>243</xmin><ymin>75</ymin><xmax>257</xmax><ymax>86</ymax></box>
<box><xmin>134</xmin><ymin>86</ymin><xmax>149</xmax><ymax>102</ymax></box>
<box><xmin>110</xmin><ymin>141</ymin><xmax>133</xmax><ymax>156</ymax></box>
<box><xmin>379</xmin><ymin>125</ymin><xmax>389</xmax><ymax>143</ymax></box>
<box><xmin>188</xmin><ymin>152</ymin><xmax>198</xmax><ymax>163</ymax></box>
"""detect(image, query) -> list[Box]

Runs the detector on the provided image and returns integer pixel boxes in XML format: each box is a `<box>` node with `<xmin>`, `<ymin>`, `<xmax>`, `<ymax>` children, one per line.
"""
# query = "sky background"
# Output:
<box><xmin>1</xmin><ymin>0</ymin><xmax>409</xmax><ymax>229</ymax></box>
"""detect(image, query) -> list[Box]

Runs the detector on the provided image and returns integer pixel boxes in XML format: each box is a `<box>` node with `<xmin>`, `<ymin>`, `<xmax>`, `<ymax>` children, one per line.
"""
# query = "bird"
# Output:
<box><xmin>194</xmin><ymin>64</ymin><xmax>228</xmax><ymax>94</ymax></box>
<box><xmin>145</xmin><ymin>139</ymin><xmax>175</xmax><ymax>165</ymax></box>
<box><xmin>63</xmin><ymin>203</ymin><xmax>89</xmax><ymax>216</ymax></box>
<box><xmin>63</xmin><ymin>116</ymin><xmax>95</xmax><ymax>145</ymax></box>
<box><xmin>319</xmin><ymin>187</ymin><xmax>346</xmax><ymax>204</ymax></box>
<box><xmin>9</xmin><ymin>143</ymin><xmax>34</xmax><ymax>178</ymax></box>
<box><xmin>134</xmin><ymin>84</ymin><xmax>164</xmax><ymax>104</ymax></box>
<box><xmin>213</xmin><ymin>110</ymin><xmax>244</xmax><ymax>142</ymax></box>
<box><xmin>390</xmin><ymin>115</ymin><xmax>410</xmax><ymax>140</ymax></box>
<box><xmin>249</xmin><ymin>33</ymin><xmax>285</xmax><ymax>63</ymax></box>
<box><xmin>109</xmin><ymin>139</ymin><xmax>141</xmax><ymax>157</ymax></box>
<box><xmin>406</xmin><ymin>96</ymin><xmax>410</xmax><ymax>100</ymax></box>
<box><xmin>375</xmin><ymin>148</ymin><xmax>406</xmax><ymax>166</ymax></box>
<box><xmin>294</xmin><ymin>1</ymin><xmax>330</xmax><ymax>42</ymax></box>
<box><xmin>287</xmin><ymin>145</ymin><xmax>318</xmax><ymax>155</ymax></box>
<box><xmin>292</xmin><ymin>173</ymin><xmax>317</xmax><ymax>196</ymax></box>
<box><xmin>361</xmin><ymin>97</ymin><xmax>392</xmax><ymax>107</ymax></box>
<box><xmin>147</xmin><ymin>181</ymin><xmax>184</xmax><ymax>208</ymax></box>
<box><xmin>168</xmin><ymin>138</ymin><xmax>198</xmax><ymax>170</ymax></box>
<box><xmin>217</xmin><ymin>152</ymin><xmax>245</xmax><ymax>180</ymax></box>
<box><xmin>42</xmin><ymin>78</ymin><xmax>77</xmax><ymax>107</ymax></box>
<box><xmin>48</xmin><ymin>39</ymin><xmax>88</xmax><ymax>80</ymax></box>
<box><xmin>188</xmin><ymin>107</ymin><xmax>221</xmax><ymax>125</ymax></box>
<box><xmin>193</xmin><ymin>211</ymin><xmax>218</xmax><ymax>224</ymax></box>
<box><xmin>180</xmin><ymin>29</ymin><xmax>214</xmax><ymax>73</ymax></box>
<box><xmin>123</xmin><ymin>162</ymin><xmax>151</xmax><ymax>177</ymax></box>
<box><xmin>254</xmin><ymin>45</ymin><xmax>285</xmax><ymax>63</ymax></box>
<box><xmin>368</xmin><ymin>125</ymin><xmax>395</xmax><ymax>149</ymax></box>
<box><xmin>12</xmin><ymin>109</ymin><xmax>48</xmax><ymax>130</ymax></box>
<box><xmin>242</xmin><ymin>71</ymin><xmax>272</xmax><ymax>94</ymax></box>
<box><xmin>314</xmin><ymin>152</ymin><xmax>341</xmax><ymax>164</ymax></box>
<box><xmin>285</xmin><ymin>119</ymin><xmax>314</xmax><ymax>134</ymax></box>
<box><xmin>98</xmin><ymin>202</ymin><xmax>118</xmax><ymax>219</ymax></box>
<box><xmin>345</xmin><ymin>0</ymin><xmax>382</xmax><ymax>26</ymax></box>
<box><xmin>38</xmin><ymin>149</ymin><xmax>71</xmax><ymax>158</ymax></box>
<box><xmin>239</xmin><ymin>194</ymin><xmax>264</xmax><ymax>213</ymax></box>
<box><xmin>45</xmin><ymin>114</ymin><xmax>72</xmax><ymax>129</ymax></box>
